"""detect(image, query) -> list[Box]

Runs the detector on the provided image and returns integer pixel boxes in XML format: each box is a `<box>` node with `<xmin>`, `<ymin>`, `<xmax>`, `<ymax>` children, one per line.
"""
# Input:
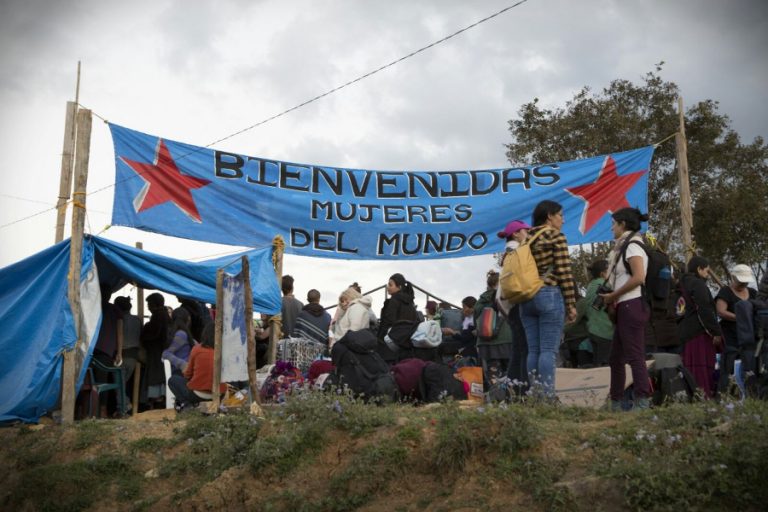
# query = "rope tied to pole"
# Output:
<box><xmin>653</xmin><ymin>132</ymin><xmax>678</xmax><ymax>148</ymax></box>
<box><xmin>271</xmin><ymin>235</ymin><xmax>285</xmax><ymax>268</ymax></box>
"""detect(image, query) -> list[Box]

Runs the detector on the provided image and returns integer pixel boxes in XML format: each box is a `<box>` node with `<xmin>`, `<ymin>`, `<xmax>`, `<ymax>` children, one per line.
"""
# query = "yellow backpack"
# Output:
<box><xmin>499</xmin><ymin>227</ymin><xmax>552</xmax><ymax>304</ymax></box>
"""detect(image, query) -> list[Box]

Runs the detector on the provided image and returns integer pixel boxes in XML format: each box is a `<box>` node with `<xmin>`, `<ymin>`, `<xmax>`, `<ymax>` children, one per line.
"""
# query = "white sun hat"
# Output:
<box><xmin>730</xmin><ymin>264</ymin><xmax>755</xmax><ymax>284</ymax></box>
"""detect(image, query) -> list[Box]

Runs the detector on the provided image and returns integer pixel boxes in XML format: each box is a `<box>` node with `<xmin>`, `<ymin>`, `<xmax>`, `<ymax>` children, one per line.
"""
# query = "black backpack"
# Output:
<box><xmin>649</xmin><ymin>353</ymin><xmax>698</xmax><ymax>405</ymax></box>
<box><xmin>331</xmin><ymin>330</ymin><xmax>399</xmax><ymax>403</ymax></box>
<box><xmin>419</xmin><ymin>362</ymin><xmax>467</xmax><ymax>403</ymax></box>
<box><xmin>620</xmin><ymin>234</ymin><xmax>674</xmax><ymax>310</ymax></box>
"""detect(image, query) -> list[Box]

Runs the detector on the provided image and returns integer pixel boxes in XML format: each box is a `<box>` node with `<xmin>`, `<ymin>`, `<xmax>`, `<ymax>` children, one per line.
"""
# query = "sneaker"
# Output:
<box><xmin>634</xmin><ymin>398</ymin><xmax>651</xmax><ymax>410</ymax></box>
<box><xmin>610</xmin><ymin>400</ymin><xmax>623</xmax><ymax>412</ymax></box>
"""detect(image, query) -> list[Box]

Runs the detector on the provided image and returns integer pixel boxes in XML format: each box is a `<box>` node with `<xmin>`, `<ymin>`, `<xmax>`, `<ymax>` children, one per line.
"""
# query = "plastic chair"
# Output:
<box><xmin>163</xmin><ymin>359</ymin><xmax>176</xmax><ymax>409</ymax></box>
<box><xmin>89</xmin><ymin>357</ymin><xmax>127</xmax><ymax>417</ymax></box>
<box><xmin>75</xmin><ymin>368</ymin><xmax>100</xmax><ymax>419</ymax></box>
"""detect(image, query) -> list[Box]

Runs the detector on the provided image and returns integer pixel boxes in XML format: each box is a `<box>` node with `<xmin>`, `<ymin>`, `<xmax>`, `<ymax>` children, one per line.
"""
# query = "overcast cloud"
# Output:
<box><xmin>1</xmin><ymin>0</ymin><xmax>766</xmax><ymax>312</ymax></box>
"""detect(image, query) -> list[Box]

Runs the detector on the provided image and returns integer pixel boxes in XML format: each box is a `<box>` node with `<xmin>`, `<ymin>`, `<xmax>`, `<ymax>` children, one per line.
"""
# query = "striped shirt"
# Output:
<box><xmin>528</xmin><ymin>226</ymin><xmax>577</xmax><ymax>307</ymax></box>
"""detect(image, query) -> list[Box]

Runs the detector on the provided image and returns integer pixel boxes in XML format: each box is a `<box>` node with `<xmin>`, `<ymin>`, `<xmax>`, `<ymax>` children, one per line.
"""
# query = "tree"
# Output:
<box><xmin>505</xmin><ymin>64</ymin><xmax>768</xmax><ymax>278</ymax></box>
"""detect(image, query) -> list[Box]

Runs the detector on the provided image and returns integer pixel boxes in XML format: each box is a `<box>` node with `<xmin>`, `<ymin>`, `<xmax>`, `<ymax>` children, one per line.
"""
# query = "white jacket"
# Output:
<box><xmin>333</xmin><ymin>296</ymin><xmax>373</xmax><ymax>341</ymax></box>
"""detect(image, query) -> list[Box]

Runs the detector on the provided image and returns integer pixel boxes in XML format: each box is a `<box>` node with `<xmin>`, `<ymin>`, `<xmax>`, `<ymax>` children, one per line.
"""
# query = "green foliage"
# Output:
<box><xmin>497</xmin><ymin>456</ymin><xmax>574</xmax><ymax>512</ymax></box>
<box><xmin>396</xmin><ymin>422</ymin><xmax>424</xmax><ymax>443</ymax></box>
<box><xmin>285</xmin><ymin>388</ymin><xmax>396</xmax><ymax>435</ymax></box>
<box><xmin>161</xmin><ymin>410</ymin><xmax>261</xmax><ymax>479</ymax></box>
<box><xmin>592</xmin><ymin>401</ymin><xmax>768</xmax><ymax>511</ymax></box>
<box><xmin>322</xmin><ymin>440</ymin><xmax>409</xmax><ymax>511</ymax></box>
<box><xmin>245</xmin><ymin>391</ymin><xmax>396</xmax><ymax>476</ymax></box>
<box><xmin>255</xmin><ymin>435</ymin><xmax>408</xmax><ymax>512</ymax></box>
<box><xmin>9</xmin><ymin>454</ymin><xmax>141</xmax><ymax>511</ymax></box>
<box><xmin>246</xmin><ymin>415</ymin><xmax>327</xmax><ymax>476</ymax></box>
<box><xmin>3</xmin><ymin>393</ymin><xmax>767</xmax><ymax>512</ymax></box>
<box><xmin>431</xmin><ymin>402</ymin><xmax>540</xmax><ymax>472</ymax></box>
<box><xmin>12</xmin><ymin>427</ymin><xmax>64</xmax><ymax>468</ymax></box>
<box><xmin>73</xmin><ymin>418</ymin><xmax>110</xmax><ymax>449</ymax></box>
<box><xmin>129</xmin><ymin>436</ymin><xmax>174</xmax><ymax>453</ymax></box>
<box><xmin>506</xmin><ymin>63</ymin><xmax>768</xmax><ymax>273</ymax></box>
<box><xmin>570</xmin><ymin>242</ymin><xmax>612</xmax><ymax>291</ymax></box>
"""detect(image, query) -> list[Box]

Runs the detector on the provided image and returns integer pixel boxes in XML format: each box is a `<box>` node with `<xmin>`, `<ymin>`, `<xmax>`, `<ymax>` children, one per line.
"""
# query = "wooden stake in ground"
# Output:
<box><xmin>675</xmin><ymin>96</ymin><xmax>694</xmax><ymax>262</ymax></box>
<box><xmin>268</xmin><ymin>235</ymin><xmax>285</xmax><ymax>364</ymax></box>
<box><xmin>242</xmin><ymin>256</ymin><xmax>260</xmax><ymax>404</ymax></box>
<box><xmin>212</xmin><ymin>269</ymin><xmax>224</xmax><ymax>412</ymax></box>
<box><xmin>61</xmin><ymin>108</ymin><xmax>92</xmax><ymax>424</ymax></box>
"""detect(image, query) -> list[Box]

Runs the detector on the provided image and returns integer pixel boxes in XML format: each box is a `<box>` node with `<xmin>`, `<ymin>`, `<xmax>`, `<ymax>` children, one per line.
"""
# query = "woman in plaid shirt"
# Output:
<box><xmin>521</xmin><ymin>200</ymin><xmax>577</xmax><ymax>397</ymax></box>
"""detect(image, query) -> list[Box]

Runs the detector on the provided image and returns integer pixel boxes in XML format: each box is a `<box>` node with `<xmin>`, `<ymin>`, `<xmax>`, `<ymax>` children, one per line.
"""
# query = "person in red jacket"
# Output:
<box><xmin>168</xmin><ymin>322</ymin><xmax>226</xmax><ymax>410</ymax></box>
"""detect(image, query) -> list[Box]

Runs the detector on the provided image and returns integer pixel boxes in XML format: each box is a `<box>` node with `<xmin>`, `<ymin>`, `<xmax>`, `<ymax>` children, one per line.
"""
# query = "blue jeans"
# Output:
<box><xmin>507</xmin><ymin>304</ymin><xmax>528</xmax><ymax>389</ymax></box>
<box><xmin>520</xmin><ymin>286</ymin><xmax>565</xmax><ymax>396</ymax></box>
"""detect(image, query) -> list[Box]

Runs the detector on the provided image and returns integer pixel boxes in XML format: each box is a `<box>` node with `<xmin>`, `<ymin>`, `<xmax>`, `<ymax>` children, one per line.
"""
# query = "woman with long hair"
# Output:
<box><xmin>377</xmin><ymin>273</ymin><xmax>418</xmax><ymax>340</ymax></box>
<box><xmin>520</xmin><ymin>200</ymin><xmax>577</xmax><ymax>397</ymax></box>
<box><xmin>332</xmin><ymin>286</ymin><xmax>374</xmax><ymax>343</ymax></box>
<box><xmin>600</xmin><ymin>207</ymin><xmax>651</xmax><ymax>410</ymax></box>
<box><xmin>162</xmin><ymin>307</ymin><xmax>196</xmax><ymax>375</ymax></box>
<box><xmin>678</xmin><ymin>256</ymin><xmax>723</xmax><ymax>398</ymax></box>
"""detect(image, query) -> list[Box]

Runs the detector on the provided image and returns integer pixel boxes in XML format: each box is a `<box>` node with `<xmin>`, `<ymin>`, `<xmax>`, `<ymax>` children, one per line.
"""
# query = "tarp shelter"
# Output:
<box><xmin>0</xmin><ymin>235</ymin><xmax>281</xmax><ymax>424</ymax></box>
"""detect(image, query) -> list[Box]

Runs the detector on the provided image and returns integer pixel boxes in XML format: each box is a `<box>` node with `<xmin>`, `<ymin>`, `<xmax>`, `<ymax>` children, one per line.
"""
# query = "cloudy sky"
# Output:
<box><xmin>1</xmin><ymin>0</ymin><xmax>766</xmax><ymax>313</ymax></box>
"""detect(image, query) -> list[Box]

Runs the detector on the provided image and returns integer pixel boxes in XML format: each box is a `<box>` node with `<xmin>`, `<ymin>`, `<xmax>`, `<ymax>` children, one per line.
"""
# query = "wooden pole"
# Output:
<box><xmin>55</xmin><ymin>62</ymin><xmax>81</xmax><ymax>243</ymax></box>
<box><xmin>242</xmin><ymin>257</ymin><xmax>260</xmax><ymax>404</ymax></box>
<box><xmin>212</xmin><ymin>269</ymin><xmax>224</xmax><ymax>412</ymax></box>
<box><xmin>675</xmin><ymin>96</ymin><xmax>694</xmax><ymax>262</ymax></box>
<box><xmin>132</xmin><ymin>242</ymin><xmax>144</xmax><ymax>416</ymax></box>
<box><xmin>61</xmin><ymin>108</ymin><xmax>92</xmax><ymax>424</ymax></box>
<box><xmin>54</xmin><ymin>101</ymin><xmax>77</xmax><ymax>243</ymax></box>
<box><xmin>136</xmin><ymin>242</ymin><xmax>145</xmax><ymax>322</ymax></box>
<box><xmin>268</xmin><ymin>237</ymin><xmax>284</xmax><ymax>364</ymax></box>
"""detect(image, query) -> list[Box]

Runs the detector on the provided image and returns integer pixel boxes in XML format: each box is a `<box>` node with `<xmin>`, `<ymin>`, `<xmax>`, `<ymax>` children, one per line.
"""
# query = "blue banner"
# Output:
<box><xmin>110</xmin><ymin>123</ymin><xmax>654</xmax><ymax>259</ymax></box>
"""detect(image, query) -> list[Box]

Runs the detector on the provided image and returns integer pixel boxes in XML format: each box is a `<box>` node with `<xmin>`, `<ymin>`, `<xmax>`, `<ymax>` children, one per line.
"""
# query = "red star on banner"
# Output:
<box><xmin>566</xmin><ymin>155</ymin><xmax>646</xmax><ymax>234</ymax></box>
<box><xmin>121</xmin><ymin>139</ymin><xmax>211</xmax><ymax>223</ymax></box>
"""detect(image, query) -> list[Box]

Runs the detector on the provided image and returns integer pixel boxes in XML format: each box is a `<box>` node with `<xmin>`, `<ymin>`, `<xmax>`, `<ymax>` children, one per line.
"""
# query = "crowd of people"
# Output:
<box><xmin>87</xmin><ymin>199</ymin><xmax>767</xmax><ymax>416</ymax></box>
<box><xmin>85</xmin><ymin>290</ymin><xmax>219</xmax><ymax>416</ymax></box>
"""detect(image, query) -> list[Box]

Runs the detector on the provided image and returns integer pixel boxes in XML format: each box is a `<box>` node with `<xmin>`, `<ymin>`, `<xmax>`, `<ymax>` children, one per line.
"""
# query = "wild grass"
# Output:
<box><xmin>8</xmin><ymin>454</ymin><xmax>141</xmax><ymax>511</ymax></box>
<box><xmin>73</xmin><ymin>418</ymin><xmax>110</xmax><ymax>449</ymax></box>
<box><xmin>2</xmin><ymin>391</ymin><xmax>767</xmax><ymax>512</ymax></box>
<box><xmin>431</xmin><ymin>401</ymin><xmax>541</xmax><ymax>472</ymax></box>
<box><xmin>160</xmin><ymin>410</ymin><xmax>261</xmax><ymax>479</ymax></box>
<box><xmin>591</xmin><ymin>400</ymin><xmax>768</xmax><ymax>511</ymax></box>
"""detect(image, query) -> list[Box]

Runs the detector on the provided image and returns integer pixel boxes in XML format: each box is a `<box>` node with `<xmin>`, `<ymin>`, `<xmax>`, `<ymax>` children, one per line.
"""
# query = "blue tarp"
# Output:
<box><xmin>0</xmin><ymin>236</ymin><xmax>281</xmax><ymax>424</ymax></box>
<box><xmin>92</xmin><ymin>236</ymin><xmax>281</xmax><ymax>312</ymax></box>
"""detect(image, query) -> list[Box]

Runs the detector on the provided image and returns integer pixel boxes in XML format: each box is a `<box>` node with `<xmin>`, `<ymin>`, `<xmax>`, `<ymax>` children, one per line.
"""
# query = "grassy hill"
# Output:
<box><xmin>1</xmin><ymin>394</ymin><xmax>767</xmax><ymax>511</ymax></box>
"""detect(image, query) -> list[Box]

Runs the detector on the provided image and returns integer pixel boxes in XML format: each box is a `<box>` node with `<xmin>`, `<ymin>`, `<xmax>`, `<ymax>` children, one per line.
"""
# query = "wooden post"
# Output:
<box><xmin>136</xmin><ymin>242</ymin><xmax>145</xmax><ymax>322</ymax></box>
<box><xmin>54</xmin><ymin>101</ymin><xmax>77</xmax><ymax>243</ymax></box>
<box><xmin>675</xmin><ymin>96</ymin><xmax>694</xmax><ymax>262</ymax></box>
<box><xmin>242</xmin><ymin>257</ymin><xmax>260</xmax><ymax>404</ymax></box>
<box><xmin>268</xmin><ymin>237</ymin><xmax>284</xmax><ymax>364</ymax></box>
<box><xmin>55</xmin><ymin>63</ymin><xmax>81</xmax><ymax>243</ymax></box>
<box><xmin>212</xmin><ymin>269</ymin><xmax>224</xmax><ymax>412</ymax></box>
<box><xmin>61</xmin><ymin>108</ymin><xmax>92</xmax><ymax>424</ymax></box>
<box><xmin>132</xmin><ymin>242</ymin><xmax>144</xmax><ymax>416</ymax></box>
